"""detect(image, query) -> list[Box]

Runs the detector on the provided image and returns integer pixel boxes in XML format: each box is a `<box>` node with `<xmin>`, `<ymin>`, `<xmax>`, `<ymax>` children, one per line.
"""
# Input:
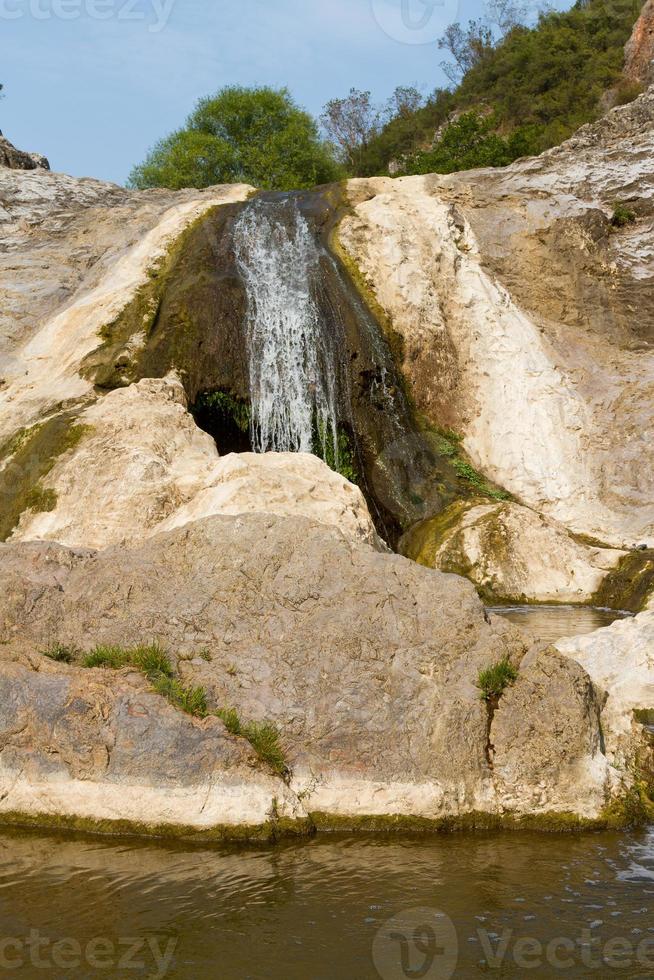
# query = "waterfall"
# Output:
<box><xmin>232</xmin><ymin>199</ymin><xmax>340</xmax><ymax>461</ymax></box>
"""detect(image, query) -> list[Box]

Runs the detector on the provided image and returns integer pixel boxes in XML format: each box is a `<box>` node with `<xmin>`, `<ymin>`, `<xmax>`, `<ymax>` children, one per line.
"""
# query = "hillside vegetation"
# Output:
<box><xmin>358</xmin><ymin>0</ymin><xmax>644</xmax><ymax>177</ymax></box>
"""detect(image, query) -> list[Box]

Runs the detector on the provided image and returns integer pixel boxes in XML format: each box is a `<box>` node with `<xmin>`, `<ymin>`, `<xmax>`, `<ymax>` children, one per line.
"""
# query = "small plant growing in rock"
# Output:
<box><xmin>129</xmin><ymin>644</ymin><xmax>173</xmax><ymax>678</ymax></box>
<box><xmin>477</xmin><ymin>657</ymin><xmax>518</xmax><ymax>702</ymax></box>
<box><xmin>242</xmin><ymin>721</ymin><xmax>288</xmax><ymax>778</ymax></box>
<box><xmin>153</xmin><ymin>676</ymin><xmax>209</xmax><ymax>718</ymax></box>
<box><xmin>43</xmin><ymin>643</ymin><xmax>79</xmax><ymax>664</ymax></box>
<box><xmin>611</xmin><ymin>203</ymin><xmax>636</xmax><ymax>228</ymax></box>
<box><xmin>216</xmin><ymin>707</ymin><xmax>242</xmax><ymax>735</ymax></box>
<box><xmin>83</xmin><ymin>645</ymin><xmax>131</xmax><ymax>669</ymax></box>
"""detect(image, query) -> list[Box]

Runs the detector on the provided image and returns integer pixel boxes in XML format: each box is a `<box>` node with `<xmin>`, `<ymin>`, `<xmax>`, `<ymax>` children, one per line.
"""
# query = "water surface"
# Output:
<box><xmin>489</xmin><ymin>604</ymin><xmax>631</xmax><ymax>644</ymax></box>
<box><xmin>2</xmin><ymin>826</ymin><xmax>654</xmax><ymax>977</ymax></box>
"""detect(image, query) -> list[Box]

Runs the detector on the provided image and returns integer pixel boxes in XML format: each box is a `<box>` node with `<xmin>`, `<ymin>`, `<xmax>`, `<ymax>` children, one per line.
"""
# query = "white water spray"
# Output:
<box><xmin>233</xmin><ymin>200</ymin><xmax>340</xmax><ymax>459</ymax></box>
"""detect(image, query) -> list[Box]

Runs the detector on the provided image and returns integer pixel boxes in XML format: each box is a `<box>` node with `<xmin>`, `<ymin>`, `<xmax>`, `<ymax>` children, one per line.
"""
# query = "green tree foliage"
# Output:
<box><xmin>358</xmin><ymin>0</ymin><xmax>644</xmax><ymax>177</ymax></box>
<box><xmin>129</xmin><ymin>86</ymin><xmax>341</xmax><ymax>191</ymax></box>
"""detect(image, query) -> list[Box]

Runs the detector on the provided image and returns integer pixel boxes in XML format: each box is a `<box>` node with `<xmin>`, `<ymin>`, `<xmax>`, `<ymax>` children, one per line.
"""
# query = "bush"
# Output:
<box><xmin>611</xmin><ymin>203</ymin><xmax>637</xmax><ymax>228</ymax></box>
<box><xmin>129</xmin><ymin>85</ymin><xmax>341</xmax><ymax>192</ymax></box>
<box><xmin>478</xmin><ymin>657</ymin><xmax>519</xmax><ymax>701</ymax></box>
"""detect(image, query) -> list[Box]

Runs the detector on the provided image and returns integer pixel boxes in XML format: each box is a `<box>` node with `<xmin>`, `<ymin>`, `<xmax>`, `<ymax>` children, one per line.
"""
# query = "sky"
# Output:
<box><xmin>2</xmin><ymin>0</ymin><xmax>547</xmax><ymax>185</ymax></box>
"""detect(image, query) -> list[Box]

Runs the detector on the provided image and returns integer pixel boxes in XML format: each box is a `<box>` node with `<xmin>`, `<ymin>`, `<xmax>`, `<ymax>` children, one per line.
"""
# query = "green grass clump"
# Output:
<box><xmin>129</xmin><ymin>644</ymin><xmax>173</xmax><ymax>678</ymax></box>
<box><xmin>478</xmin><ymin>657</ymin><xmax>518</xmax><ymax>702</ymax></box>
<box><xmin>216</xmin><ymin>708</ymin><xmax>289</xmax><ymax>777</ymax></box>
<box><xmin>216</xmin><ymin>707</ymin><xmax>242</xmax><ymax>735</ymax></box>
<box><xmin>242</xmin><ymin>721</ymin><xmax>288</xmax><ymax>778</ymax></box>
<box><xmin>153</xmin><ymin>676</ymin><xmax>209</xmax><ymax>718</ymax></box>
<box><xmin>43</xmin><ymin>643</ymin><xmax>79</xmax><ymax>664</ymax></box>
<box><xmin>83</xmin><ymin>645</ymin><xmax>131</xmax><ymax>669</ymax></box>
<box><xmin>611</xmin><ymin>203</ymin><xmax>636</xmax><ymax>228</ymax></box>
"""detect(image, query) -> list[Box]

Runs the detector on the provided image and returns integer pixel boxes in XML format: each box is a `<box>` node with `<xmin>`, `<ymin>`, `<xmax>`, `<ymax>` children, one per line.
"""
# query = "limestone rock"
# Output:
<box><xmin>339</xmin><ymin>90</ymin><xmax>654</xmax><ymax>549</ymax></box>
<box><xmin>625</xmin><ymin>0</ymin><xmax>654</xmax><ymax>84</ymax></box>
<box><xmin>0</xmin><ymin>660</ymin><xmax>302</xmax><ymax>833</ymax></box>
<box><xmin>0</xmin><ymin>515</ymin><xmax>624</xmax><ymax>830</ymax></box>
<box><xmin>401</xmin><ymin>499</ymin><xmax>625</xmax><ymax>603</ymax></box>
<box><xmin>557</xmin><ymin>611</ymin><xmax>654</xmax><ymax>770</ymax></box>
<box><xmin>11</xmin><ymin>375</ymin><xmax>380</xmax><ymax>551</ymax></box>
<box><xmin>492</xmin><ymin>649</ymin><xmax>614</xmax><ymax>817</ymax></box>
<box><xmin>0</xmin><ymin>134</ymin><xmax>49</xmax><ymax>171</ymax></box>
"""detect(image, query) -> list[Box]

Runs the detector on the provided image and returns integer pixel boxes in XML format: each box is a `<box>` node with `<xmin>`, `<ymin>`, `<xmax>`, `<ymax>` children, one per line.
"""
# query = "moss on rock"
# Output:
<box><xmin>0</xmin><ymin>416</ymin><xmax>90</xmax><ymax>541</ymax></box>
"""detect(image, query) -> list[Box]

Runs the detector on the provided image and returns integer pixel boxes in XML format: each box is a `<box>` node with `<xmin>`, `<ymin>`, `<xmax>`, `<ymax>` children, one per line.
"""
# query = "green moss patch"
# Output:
<box><xmin>0</xmin><ymin>415</ymin><xmax>90</xmax><ymax>542</ymax></box>
<box><xmin>593</xmin><ymin>550</ymin><xmax>654</xmax><ymax>613</ymax></box>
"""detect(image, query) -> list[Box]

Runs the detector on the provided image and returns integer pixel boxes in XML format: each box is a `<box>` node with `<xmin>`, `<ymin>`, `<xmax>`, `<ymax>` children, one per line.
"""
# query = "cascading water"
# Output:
<box><xmin>232</xmin><ymin>199</ymin><xmax>340</xmax><ymax>462</ymax></box>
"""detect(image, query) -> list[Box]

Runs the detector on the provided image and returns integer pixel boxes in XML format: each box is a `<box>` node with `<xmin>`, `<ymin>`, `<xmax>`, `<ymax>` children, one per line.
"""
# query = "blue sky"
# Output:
<box><xmin>2</xmin><ymin>0</ymin><xmax>545</xmax><ymax>184</ymax></box>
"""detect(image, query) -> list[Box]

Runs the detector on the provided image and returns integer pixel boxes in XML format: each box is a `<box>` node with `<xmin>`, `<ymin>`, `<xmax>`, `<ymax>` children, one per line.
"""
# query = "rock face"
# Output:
<box><xmin>557</xmin><ymin>611</ymin><xmax>654</xmax><ymax>773</ymax></box>
<box><xmin>339</xmin><ymin>90</ymin><xmax>654</xmax><ymax>551</ymax></box>
<box><xmin>625</xmin><ymin>0</ymin><xmax>654</xmax><ymax>84</ymax></box>
<box><xmin>0</xmin><ymin>134</ymin><xmax>49</xmax><ymax>171</ymax></box>
<box><xmin>9</xmin><ymin>374</ymin><xmax>380</xmax><ymax>550</ymax></box>
<box><xmin>401</xmin><ymin>499</ymin><xmax>626</xmax><ymax>603</ymax></box>
<box><xmin>0</xmin><ymin>514</ymin><xmax>628</xmax><ymax>834</ymax></box>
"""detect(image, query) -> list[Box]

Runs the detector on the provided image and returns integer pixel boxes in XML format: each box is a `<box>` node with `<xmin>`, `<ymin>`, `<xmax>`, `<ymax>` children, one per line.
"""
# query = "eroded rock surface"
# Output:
<box><xmin>9</xmin><ymin>374</ymin><xmax>380</xmax><ymax>550</ymax></box>
<box><xmin>625</xmin><ymin>0</ymin><xmax>654</xmax><ymax>84</ymax></box>
<box><xmin>339</xmin><ymin>90</ymin><xmax>654</xmax><ymax>550</ymax></box>
<box><xmin>0</xmin><ymin>134</ymin><xmax>49</xmax><ymax>171</ymax></box>
<box><xmin>0</xmin><ymin>515</ymin><xmax>627</xmax><ymax>832</ymax></box>
<box><xmin>401</xmin><ymin>499</ymin><xmax>625</xmax><ymax>603</ymax></box>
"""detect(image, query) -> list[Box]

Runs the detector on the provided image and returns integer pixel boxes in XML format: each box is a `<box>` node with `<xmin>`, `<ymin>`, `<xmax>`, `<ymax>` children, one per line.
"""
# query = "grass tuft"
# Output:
<box><xmin>216</xmin><ymin>707</ymin><xmax>242</xmax><ymax>735</ymax></box>
<box><xmin>243</xmin><ymin>721</ymin><xmax>289</xmax><ymax>778</ymax></box>
<box><xmin>129</xmin><ymin>644</ymin><xmax>173</xmax><ymax>678</ymax></box>
<box><xmin>43</xmin><ymin>643</ymin><xmax>79</xmax><ymax>664</ymax></box>
<box><xmin>153</xmin><ymin>676</ymin><xmax>209</xmax><ymax>718</ymax></box>
<box><xmin>478</xmin><ymin>657</ymin><xmax>519</xmax><ymax>701</ymax></box>
<box><xmin>82</xmin><ymin>645</ymin><xmax>131</xmax><ymax>669</ymax></box>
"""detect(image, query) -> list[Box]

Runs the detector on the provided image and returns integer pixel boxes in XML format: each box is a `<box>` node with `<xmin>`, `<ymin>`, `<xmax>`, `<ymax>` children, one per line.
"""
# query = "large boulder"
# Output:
<box><xmin>557</xmin><ymin>611</ymin><xmax>654</xmax><ymax>772</ymax></box>
<box><xmin>0</xmin><ymin>514</ymin><xmax>627</xmax><ymax>835</ymax></box>
<box><xmin>9</xmin><ymin>374</ymin><xmax>380</xmax><ymax>550</ymax></box>
<box><xmin>401</xmin><ymin>499</ymin><xmax>625</xmax><ymax>603</ymax></box>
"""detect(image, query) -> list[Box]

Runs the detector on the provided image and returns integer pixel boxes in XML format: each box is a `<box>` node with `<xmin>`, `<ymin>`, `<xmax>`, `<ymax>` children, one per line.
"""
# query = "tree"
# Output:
<box><xmin>128</xmin><ymin>86</ymin><xmax>341</xmax><ymax>192</ymax></box>
<box><xmin>320</xmin><ymin>89</ymin><xmax>382</xmax><ymax>173</ymax></box>
<box><xmin>438</xmin><ymin>20</ymin><xmax>495</xmax><ymax>85</ymax></box>
<box><xmin>384</xmin><ymin>86</ymin><xmax>424</xmax><ymax>120</ymax></box>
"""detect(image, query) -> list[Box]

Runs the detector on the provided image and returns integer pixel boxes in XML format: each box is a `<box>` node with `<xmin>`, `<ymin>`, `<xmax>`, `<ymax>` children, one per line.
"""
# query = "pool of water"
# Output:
<box><xmin>2</xmin><ymin>826</ymin><xmax>654</xmax><ymax>977</ymax></box>
<box><xmin>488</xmin><ymin>604</ymin><xmax>632</xmax><ymax>644</ymax></box>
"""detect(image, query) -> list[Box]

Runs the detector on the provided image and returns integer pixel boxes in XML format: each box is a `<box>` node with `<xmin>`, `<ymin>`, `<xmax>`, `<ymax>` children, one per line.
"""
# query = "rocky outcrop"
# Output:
<box><xmin>625</xmin><ymin>0</ymin><xmax>654</xmax><ymax>84</ymax></box>
<box><xmin>0</xmin><ymin>134</ymin><xmax>49</xmax><ymax>171</ymax></box>
<box><xmin>8</xmin><ymin>375</ymin><xmax>380</xmax><ymax>550</ymax></box>
<box><xmin>401</xmin><ymin>499</ymin><xmax>626</xmax><ymax>603</ymax></box>
<box><xmin>557</xmin><ymin>611</ymin><xmax>654</xmax><ymax>774</ymax></box>
<box><xmin>339</xmin><ymin>90</ymin><xmax>654</xmax><ymax>552</ymax></box>
<box><xmin>0</xmin><ymin>514</ymin><xmax>632</xmax><ymax>835</ymax></box>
